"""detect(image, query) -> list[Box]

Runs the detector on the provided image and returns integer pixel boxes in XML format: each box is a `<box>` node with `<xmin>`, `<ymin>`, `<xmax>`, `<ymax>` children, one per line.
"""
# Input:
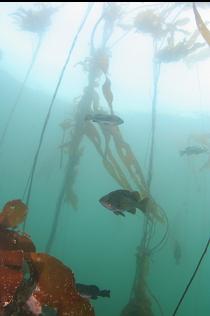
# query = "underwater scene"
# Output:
<box><xmin>1</xmin><ymin>1</ymin><xmax>210</xmax><ymax>315</ymax></box>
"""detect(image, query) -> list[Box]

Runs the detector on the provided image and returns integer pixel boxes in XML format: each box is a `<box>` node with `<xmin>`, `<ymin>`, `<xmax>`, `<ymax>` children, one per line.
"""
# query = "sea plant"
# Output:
<box><xmin>0</xmin><ymin>199</ymin><xmax>95</xmax><ymax>316</ymax></box>
<box><xmin>45</xmin><ymin>2</ymin><xmax>168</xmax><ymax>256</ymax></box>
<box><xmin>41</xmin><ymin>8</ymin><xmax>170</xmax><ymax>316</ymax></box>
<box><xmin>22</xmin><ymin>3</ymin><xmax>94</xmax><ymax>233</ymax></box>
<box><xmin>11</xmin><ymin>3</ymin><xmax>59</xmax><ymax>35</ymax></box>
<box><xmin>0</xmin><ymin>3</ymin><xmax>60</xmax><ymax>147</ymax></box>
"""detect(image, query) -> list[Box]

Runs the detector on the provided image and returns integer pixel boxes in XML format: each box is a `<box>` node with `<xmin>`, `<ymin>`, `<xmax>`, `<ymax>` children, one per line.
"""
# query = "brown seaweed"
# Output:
<box><xmin>121</xmin><ymin>248</ymin><xmax>153</xmax><ymax>316</ymax></box>
<box><xmin>193</xmin><ymin>3</ymin><xmax>210</xmax><ymax>46</ymax></box>
<box><xmin>156</xmin><ymin>39</ymin><xmax>205</xmax><ymax>63</ymax></box>
<box><xmin>0</xmin><ymin>204</ymin><xmax>95</xmax><ymax>316</ymax></box>
<box><xmin>0</xmin><ymin>227</ymin><xmax>35</xmax><ymax>253</ymax></box>
<box><xmin>50</xmin><ymin>6</ymin><xmax>169</xmax><ymax>316</ymax></box>
<box><xmin>102</xmin><ymin>77</ymin><xmax>114</xmax><ymax>114</ymax></box>
<box><xmin>25</xmin><ymin>252</ymin><xmax>95</xmax><ymax>316</ymax></box>
<box><xmin>22</xmin><ymin>4</ymin><xmax>94</xmax><ymax>236</ymax></box>
<box><xmin>11</xmin><ymin>4</ymin><xmax>59</xmax><ymax>35</ymax></box>
<box><xmin>0</xmin><ymin>200</ymin><xmax>27</xmax><ymax>229</ymax></box>
<box><xmin>85</xmin><ymin>121</ymin><xmax>132</xmax><ymax>189</ymax></box>
<box><xmin>0</xmin><ymin>250</ymin><xmax>24</xmax><ymax>313</ymax></box>
<box><xmin>134</xmin><ymin>10</ymin><xmax>166</xmax><ymax>38</ymax></box>
<box><xmin>0</xmin><ymin>4</ymin><xmax>61</xmax><ymax>147</ymax></box>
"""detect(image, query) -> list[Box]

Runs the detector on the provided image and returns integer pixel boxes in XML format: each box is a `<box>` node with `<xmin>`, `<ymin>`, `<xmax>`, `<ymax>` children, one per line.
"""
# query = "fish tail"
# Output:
<box><xmin>137</xmin><ymin>198</ymin><xmax>148</xmax><ymax>214</ymax></box>
<box><xmin>100</xmin><ymin>290</ymin><xmax>110</xmax><ymax>298</ymax></box>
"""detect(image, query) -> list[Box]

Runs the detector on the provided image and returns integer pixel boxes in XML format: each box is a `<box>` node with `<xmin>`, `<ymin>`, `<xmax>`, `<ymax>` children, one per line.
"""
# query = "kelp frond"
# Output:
<box><xmin>134</xmin><ymin>9</ymin><xmax>165</xmax><ymax>38</ymax></box>
<box><xmin>193</xmin><ymin>2</ymin><xmax>210</xmax><ymax>46</ymax></box>
<box><xmin>84</xmin><ymin>120</ymin><xmax>132</xmax><ymax>189</ymax></box>
<box><xmin>11</xmin><ymin>3</ymin><xmax>59</xmax><ymax>35</ymax></box>
<box><xmin>121</xmin><ymin>248</ymin><xmax>154</xmax><ymax>316</ymax></box>
<box><xmin>78</xmin><ymin>48</ymin><xmax>111</xmax><ymax>79</ymax></box>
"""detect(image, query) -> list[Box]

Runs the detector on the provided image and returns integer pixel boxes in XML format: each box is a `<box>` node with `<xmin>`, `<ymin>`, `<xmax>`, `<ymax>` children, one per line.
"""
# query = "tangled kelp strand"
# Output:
<box><xmin>23</xmin><ymin>3</ymin><xmax>94</xmax><ymax>232</ymax></box>
<box><xmin>172</xmin><ymin>238</ymin><xmax>210</xmax><ymax>315</ymax></box>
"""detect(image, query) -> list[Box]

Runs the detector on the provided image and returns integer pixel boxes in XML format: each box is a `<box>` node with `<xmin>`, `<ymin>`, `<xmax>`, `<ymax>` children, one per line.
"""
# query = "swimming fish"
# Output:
<box><xmin>85</xmin><ymin>113</ymin><xmax>124</xmax><ymax>126</ymax></box>
<box><xmin>99</xmin><ymin>189</ymin><xmax>147</xmax><ymax>216</ymax></box>
<box><xmin>76</xmin><ymin>283</ymin><xmax>110</xmax><ymax>300</ymax></box>
<box><xmin>179</xmin><ymin>145</ymin><xmax>208</xmax><ymax>156</ymax></box>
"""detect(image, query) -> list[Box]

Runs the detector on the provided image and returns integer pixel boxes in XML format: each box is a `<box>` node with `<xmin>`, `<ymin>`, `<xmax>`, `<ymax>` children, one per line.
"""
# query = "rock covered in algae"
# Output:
<box><xmin>0</xmin><ymin>250</ymin><xmax>24</xmax><ymax>312</ymax></box>
<box><xmin>0</xmin><ymin>199</ymin><xmax>27</xmax><ymax>228</ymax></box>
<box><xmin>0</xmin><ymin>198</ymin><xmax>95</xmax><ymax>315</ymax></box>
<box><xmin>0</xmin><ymin>227</ymin><xmax>36</xmax><ymax>252</ymax></box>
<box><xmin>25</xmin><ymin>253</ymin><xmax>95</xmax><ymax>316</ymax></box>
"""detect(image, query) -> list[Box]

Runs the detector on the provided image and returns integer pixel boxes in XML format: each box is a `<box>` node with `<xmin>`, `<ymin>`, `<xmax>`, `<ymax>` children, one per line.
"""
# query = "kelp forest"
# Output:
<box><xmin>0</xmin><ymin>2</ymin><xmax>210</xmax><ymax>316</ymax></box>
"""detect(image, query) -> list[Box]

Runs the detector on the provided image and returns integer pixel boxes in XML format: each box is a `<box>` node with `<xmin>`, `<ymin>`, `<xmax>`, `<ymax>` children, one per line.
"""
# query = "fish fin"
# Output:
<box><xmin>100</xmin><ymin>290</ymin><xmax>111</xmax><ymax>298</ymax></box>
<box><xmin>137</xmin><ymin>198</ymin><xmax>149</xmax><ymax>214</ymax></box>
<box><xmin>114</xmin><ymin>211</ymin><xmax>125</xmax><ymax>217</ymax></box>
<box><xmin>131</xmin><ymin>191</ymin><xmax>140</xmax><ymax>201</ymax></box>
<box><xmin>127</xmin><ymin>208</ymin><xmax>136</xmax><ymax>214</ymax></box>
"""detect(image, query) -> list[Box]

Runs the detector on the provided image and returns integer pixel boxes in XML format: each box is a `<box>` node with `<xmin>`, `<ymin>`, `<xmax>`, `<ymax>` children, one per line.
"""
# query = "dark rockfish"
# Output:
<box><xmin>180</xmin><ymin>145</ymin><xmax>208</xmax><ymax>156</ymax></box>
<box><xmin>76</xmin><ymin>283</ymin><xmax>110</xmax><ymax>300</ymax></box>
<box><xmin>99</xmin><ymin>189</ymin><xmax>147</xmax><ymax>217</ymax></box>
<box><xmin>85</xmin><ymin>113</ymin><xmax>124</xmax><ymax>126</ymax></box>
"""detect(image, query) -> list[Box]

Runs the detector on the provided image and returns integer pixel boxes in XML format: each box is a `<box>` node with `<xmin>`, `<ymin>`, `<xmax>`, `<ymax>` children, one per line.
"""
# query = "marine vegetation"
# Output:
<box><xmin>0</xmin><ymin>199</ymin><xmax>95</xmax><ymax>316</ymax></box>
<box><xmin>193</xmin><ymin>2</ymin><xmax>210</xmax><ymax>47</ymax></box>
<box><xmin>131</xmin><ymin>2</ymin><xmax>206</xmax><ymax>65</ymax></box>
<box><xmin>155</xmin><ymin>38</ymin><xmax>205</xmax><ymax>64</ymax></box>
<box><xmin>172</xmin><ymin>237</ymin><xmax>210</xmax><ymax>315</ymax></box>
<box><xmin>120</xmin><ymin>3</ymin><xmax>206</xmax><ymax>315</ymax></box>
<box><xmin>54</xmin><ymin>4</ymin><xmax>166</xmax><ymax>220</ymax></box>
<box><xmin>22</xmin><ymin>3</ymin><xmax>94</xmax><ymax>232</ymax></box>
<box><xmin>153</xmin><ymin>9</ymin><xmax>206</xmax><ymax>65</ymax></box>
<box><xmin>42</xmin><ymin>4</ymin><xmax>169</xmax><ymax>316</ymax></box>
<box><xmin>0</xmin><ymin>3</ymin><xmax>60</xmax><ymax>147</ymax></box>
<box><xmin>121</xmin><ymin>248</ymin><xmax>160</xmax><ymax>316</ymax></box>
<box><xmin>11</xmin><ymin>3</ymin><xmax>59</xmax><ymax>35</ymax></box>
<box><xmin>2</xmin><ymin>2</ymin><xmax>210</xmax><ymax>316</ymax></box>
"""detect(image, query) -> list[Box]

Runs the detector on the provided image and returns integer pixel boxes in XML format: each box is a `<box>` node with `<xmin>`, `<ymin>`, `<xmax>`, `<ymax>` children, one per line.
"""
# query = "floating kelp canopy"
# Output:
<box><xmin>11</xmin><ymin>3</ymin><xmax>59</xmax><ymax>35</ymax></box>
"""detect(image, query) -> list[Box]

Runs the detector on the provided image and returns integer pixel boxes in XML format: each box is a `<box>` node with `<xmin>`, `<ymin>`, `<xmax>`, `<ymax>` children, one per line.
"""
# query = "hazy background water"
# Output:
<box><xmin>0</xmin><ymin>2</ymin><xmax>210</xmax><ymax>316</ymax></box>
